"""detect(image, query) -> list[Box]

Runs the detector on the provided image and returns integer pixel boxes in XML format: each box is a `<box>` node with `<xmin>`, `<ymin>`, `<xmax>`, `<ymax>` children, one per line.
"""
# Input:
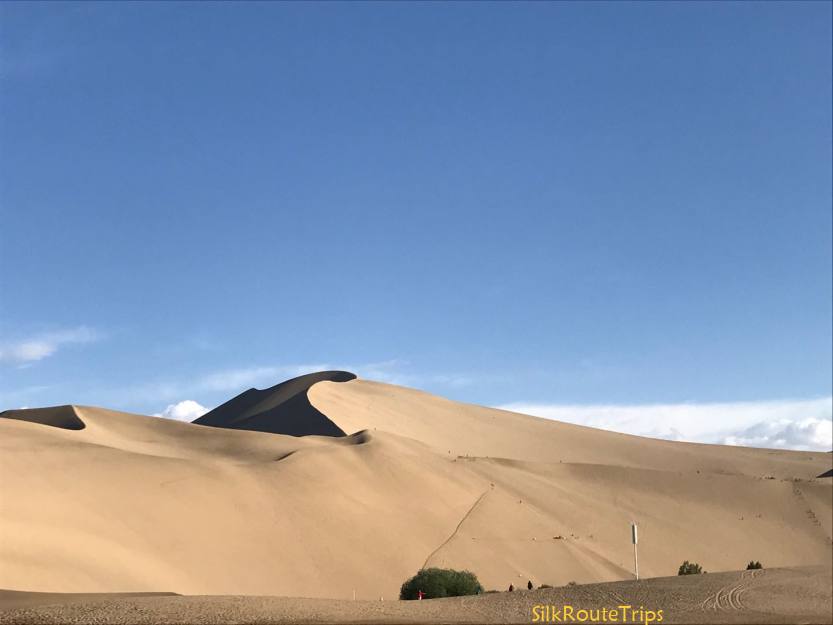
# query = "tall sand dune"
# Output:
<box><xmin>1</xmin><ymin>373</ymin><xmax>830</xmax><ymax>601</ymax></box>
<box><xmin>193</xmin><ymin>370</ymin><xmax>356</xmax><ymax>436</ymax></box>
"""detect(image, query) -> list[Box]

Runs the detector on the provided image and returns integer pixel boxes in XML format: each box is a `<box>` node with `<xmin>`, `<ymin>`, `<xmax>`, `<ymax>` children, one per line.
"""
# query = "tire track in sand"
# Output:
<box><xmin>699</xmin><ymin>569</ymin><xmax>760</xmax><ymax>611</ymax></box>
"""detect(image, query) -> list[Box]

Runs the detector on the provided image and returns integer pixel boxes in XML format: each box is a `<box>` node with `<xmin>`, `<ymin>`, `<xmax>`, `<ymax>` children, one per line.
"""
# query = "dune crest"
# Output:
<box><xmin>309</xmin><ymin>379</ymin><xmax>830</xmax><ymax>480</ymax></box>
<box><xmin>193</xmin><ymin>370</ymin><xmax>356</xmax><ymax>436</ymax></box>
<box><xmin>0</xmin><ymin>405</ymin><xmax>85</xmax><ymax>431</ymax></box>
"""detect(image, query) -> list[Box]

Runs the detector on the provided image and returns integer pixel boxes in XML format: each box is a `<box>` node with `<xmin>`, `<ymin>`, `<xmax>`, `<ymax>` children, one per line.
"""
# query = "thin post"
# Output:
<box><xmin>633</xmin><ymin>542</ymin><xmax>639</xmax><ymax>580</ymax></box>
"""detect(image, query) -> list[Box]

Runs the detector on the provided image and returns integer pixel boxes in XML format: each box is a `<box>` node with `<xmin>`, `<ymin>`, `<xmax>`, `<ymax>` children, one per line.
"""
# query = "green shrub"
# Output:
<box><xmin>678</xmin><ymin>561</ymin><xmax>704</xmax><ymax>575</ymax></box>
<box><xmin>399</xmin><ymin>568</ymin><xmax>483</xmax><ymax>600</ymax></box>
<box><xmin>746</xmin><ymin>561</ymin><xmax>763</xmax><ymax>570</ymax></box>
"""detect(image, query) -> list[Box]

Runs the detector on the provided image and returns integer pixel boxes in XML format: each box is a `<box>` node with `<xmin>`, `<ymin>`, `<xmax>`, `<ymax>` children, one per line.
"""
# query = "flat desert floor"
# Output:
<box><xmin>1</xmin><ymin>567</ymin><xmax>830</xmax><ymax>624</ymax></box>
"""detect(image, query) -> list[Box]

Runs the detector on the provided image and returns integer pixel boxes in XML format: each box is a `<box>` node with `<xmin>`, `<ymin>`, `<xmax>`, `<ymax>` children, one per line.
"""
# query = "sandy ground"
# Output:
<box><xmin>1</xmin><ymin>567</ymin><xmax>829</xmax><ymax>624</ymax></box>
<box><xmin>1</xmin><ymin>376</ymin><xmax>831</xmax><ymax>601</ymax></box>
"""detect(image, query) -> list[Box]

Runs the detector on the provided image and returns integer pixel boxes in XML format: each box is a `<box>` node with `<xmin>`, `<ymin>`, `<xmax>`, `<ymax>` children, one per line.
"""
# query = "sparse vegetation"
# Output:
<box><xmin>747</xmin><ymin>561</ymin><xmax>763</xmax><ymax>570</ymax></box>
<box><xmin>678</xmin><ymin>561</ymin><xmax>705</xmax><ymax>575</ymax></box>
<box><xmin>566</xmin><ymin>581</ymin><xmax>577</xmax><ymax>587</ymax></box>
<box><xmin>399</xmin><ymin>568</ymin><xmax>483</xmax><ymax>600</ymax></box>
<box><xmin>539</xmin><ymin>584</ymin><xmax>553</xmax><ymax>589</ymax></box>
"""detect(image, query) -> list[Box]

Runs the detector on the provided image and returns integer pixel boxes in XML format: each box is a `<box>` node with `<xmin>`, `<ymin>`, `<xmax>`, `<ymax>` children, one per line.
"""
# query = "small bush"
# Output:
<box><xmin>566</xmin><ymin>581</ymin><xmax>577</xmax><ymax>587</ymax></box>
<box><xmin>678</xmin><ymin>561</ymin><xmax>704</xmax><ymax>575</ymax></box>
<box><xmin>399</xmin><ymin>568</ymin><xmax>483</xmax><ymax>600</ymax></box>
<box><xmin>746</xmin><ymin>561</ymin><xmax>763</xmax><ymax>570</ymax></box>
<box><xmin>539</xmin><ymin>584</ymin><xmax>553</xmax><ymax>589</ymax></box>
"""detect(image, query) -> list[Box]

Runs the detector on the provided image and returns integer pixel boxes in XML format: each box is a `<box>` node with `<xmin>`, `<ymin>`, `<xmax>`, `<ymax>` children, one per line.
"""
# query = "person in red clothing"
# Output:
<box><xmin>417</xmin><ymin>590</ymin><xmax>425</xmax><ymax>600</ymax></box>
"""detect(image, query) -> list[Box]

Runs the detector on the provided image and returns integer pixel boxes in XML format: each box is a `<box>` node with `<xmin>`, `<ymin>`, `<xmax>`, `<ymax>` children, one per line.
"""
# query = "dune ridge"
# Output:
<box><xmin>0</xmin><ymin>405</ymin><xmax>85</xmax><ymax>431</ymax></box>
<box><xmin>193</xmin><ymin>370</ymin><xmax>356</xmax><ymax>436</ymax></box>
<box><xmin>1</xmin><ymin>373</ymin><xmax>830</xmax><ymax>602</ymax></box>
<box><xmin>310</xmin><ymin>379</ymin><xmax>829</xmax><ymax>480</ymax></box>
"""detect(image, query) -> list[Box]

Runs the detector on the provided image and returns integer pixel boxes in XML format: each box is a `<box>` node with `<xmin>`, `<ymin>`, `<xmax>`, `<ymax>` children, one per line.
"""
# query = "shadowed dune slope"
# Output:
<box><xmin>193</xmin><ymin>370</ymin><xmax>356</xmax><ymax>436</ymax></box>
<box><xmin>1</xmin><ymin>375</ymin><xmax>831</xmax><ymax>600</ymax></box>
<box><xmin>0</xmin><ymin>405</ymin><xmax>85</xmax><ymax>430</ymax></box>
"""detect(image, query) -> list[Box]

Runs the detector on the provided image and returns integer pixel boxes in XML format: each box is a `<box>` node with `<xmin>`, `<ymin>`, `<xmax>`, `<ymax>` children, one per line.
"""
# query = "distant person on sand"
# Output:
<box><xmin>417</xmin><ymin>590</ymin><xmax>425</xmax><ymax>600</ymax></box>
<box><xmin>509</xmin><ymin>584</ymin><xmax>514</xmax><ymax>592</ymax></box>
<box><xmin>527</xmin><ymin>580</ymin><xmax>533</xmax><ymax>590</ymax></box>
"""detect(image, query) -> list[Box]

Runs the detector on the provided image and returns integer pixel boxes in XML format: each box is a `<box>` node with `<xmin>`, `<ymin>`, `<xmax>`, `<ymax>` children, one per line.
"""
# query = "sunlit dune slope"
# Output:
<box><xmin>1</xmin><ymin>375</ymin><xmax>830</xmax><ymax>600</ymax></box>
<box><xmin>310</xmin><ymin>379</ymin><xmax>830</xmax><ymax>479</ymax></box>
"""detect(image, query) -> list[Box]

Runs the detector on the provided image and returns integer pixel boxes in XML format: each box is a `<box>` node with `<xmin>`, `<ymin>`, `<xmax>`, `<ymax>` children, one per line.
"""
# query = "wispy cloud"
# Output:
<box><xmin>497</xmin><ymin>397</ymin><xmax>833</xmax><ymax>451</ymax></box>
<box><xmin>336</xmin><ymin>360</ymin><xmax>473</xmax><ymax>389</ymax></box>
<box><xmin>197</xmin><ymin>364</ymin><xmax>334</xmax><ymax>392</ymax></box>
<box><xmin>0</xmin><ymin>385</ymin><xmax>53</xmax><ymax>409</ymax></box>
<box><xmin>0</xmin><ymin>327</ymin><xmax>100</xmax><ymax>366</ymax></box>
<box><xmin>193</xmin><ymin>360</ymin><xmax>473</xmax><ymax>394</ymax></box>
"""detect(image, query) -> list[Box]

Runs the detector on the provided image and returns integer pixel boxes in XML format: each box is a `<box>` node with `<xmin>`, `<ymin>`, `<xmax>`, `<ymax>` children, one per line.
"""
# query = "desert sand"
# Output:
<box><xmin>1</xmin><ymin>567</ymin><xmax>830</xmax><ymax>624</ymax></box>
<box><xmin>1</xmin><ymin>372</ymin><xmax>831</xmax><ymax>622</ymax></box>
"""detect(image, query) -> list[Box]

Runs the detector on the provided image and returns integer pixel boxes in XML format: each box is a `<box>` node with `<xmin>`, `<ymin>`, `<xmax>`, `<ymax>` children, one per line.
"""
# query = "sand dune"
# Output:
<box><xmin>1</xmin><ymin>373</ymin><xmax>830</xmax><ymax>605</ymax></box>
<box><xmin>193</xmin><ymin>370</ymin><xmax>356</xmax><ymax>436</ymax></box>
<box><xmin>0</xmin><ymin>405</ymin><xmax>85</xmax><ymax>430</ymax></box>
<box><xmin>310</xmin><ymin>379</ymin><xmax>829</xmax><ymax>479</ymax></box>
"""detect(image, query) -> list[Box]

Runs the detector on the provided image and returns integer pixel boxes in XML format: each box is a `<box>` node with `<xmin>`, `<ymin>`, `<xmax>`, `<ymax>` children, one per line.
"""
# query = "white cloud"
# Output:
<box><xmin>0</xmin><ymin>327</ymin><xmax>99</xmax><ymax>365</ymax></box>
<box><xmin>498</xmin><ymin>397</ymin><xmax>833</xmax><ymax>451</ymax></box>
<box><xmin>154</xmin><ymin>400</ymin><xmax>209</xmax><ymax>422</ymax></box>
<box><xmin>723</xmin><ymin>418</ymin><xmax>832</xmax><ymax>451</ymax></box>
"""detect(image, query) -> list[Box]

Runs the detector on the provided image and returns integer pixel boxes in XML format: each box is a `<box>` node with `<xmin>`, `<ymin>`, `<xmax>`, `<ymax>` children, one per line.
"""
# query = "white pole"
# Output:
<box><xmin>631</xmin><ymin>522</ymin><xmax>639</xmax><ymax>581</ymax></box>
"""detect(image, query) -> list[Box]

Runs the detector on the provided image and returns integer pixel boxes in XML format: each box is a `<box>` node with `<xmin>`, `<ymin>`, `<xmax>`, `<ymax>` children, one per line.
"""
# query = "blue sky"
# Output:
<box><xmin>1</xmin><ymin>2</ymin><xmax>831</xmax><ymax>450</ymax></box>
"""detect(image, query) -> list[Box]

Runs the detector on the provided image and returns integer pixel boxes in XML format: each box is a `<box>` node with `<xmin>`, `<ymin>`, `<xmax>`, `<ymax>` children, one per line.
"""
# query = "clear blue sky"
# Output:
<box><xmin>1</xmin><ymin>2</ymin><xmax>830</xmax><ymax>447</ymax></box>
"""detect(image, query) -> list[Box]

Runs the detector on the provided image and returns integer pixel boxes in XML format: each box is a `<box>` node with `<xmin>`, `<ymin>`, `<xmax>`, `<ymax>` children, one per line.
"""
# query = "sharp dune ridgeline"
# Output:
<box><xmin>1</xmin><ymin>372</ymin><xmax>831</xmax><ymax>604</ymax></box>
<box><xmin>193</xmin><ymin>370</ymin><xmax>357</xmax><ymax>437</ymax></box>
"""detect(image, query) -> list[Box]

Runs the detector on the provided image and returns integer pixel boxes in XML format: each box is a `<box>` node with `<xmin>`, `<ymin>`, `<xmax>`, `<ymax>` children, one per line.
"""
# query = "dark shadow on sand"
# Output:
<box><xmin>193</xmin><ymin>370</ymin><xmax>356</xmax><ymax>437</ymax></box>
